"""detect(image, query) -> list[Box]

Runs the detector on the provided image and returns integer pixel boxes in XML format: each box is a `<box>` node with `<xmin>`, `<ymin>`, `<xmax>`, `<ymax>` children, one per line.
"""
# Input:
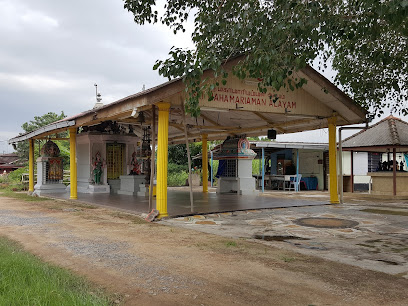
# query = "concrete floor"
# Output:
<box><xmin>44</xmin><ymin>187</ymin><xmax>328</xmax><ymax>217</ymax></box>
<box><xmin>162</xmin><ymin>196</ymin><xmax>408</xmax><ymax>278</ymax></box>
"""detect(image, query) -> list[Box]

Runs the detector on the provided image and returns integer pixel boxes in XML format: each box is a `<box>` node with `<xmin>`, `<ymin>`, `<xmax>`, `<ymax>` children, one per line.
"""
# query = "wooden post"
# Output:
<box><xmin>351</xmin><ymin>150</ymin><xmax>354</xmax><ymax>193</ymax></box>
<box><xmin>182</xmin><ymin>103</ymin><xmax>194</xmax><ymax>213</ymax></box>
<box><xmin>296</xmin><ymin>149</ymin><xmax>300</xmax><ymax>192</ymax></box>
<box><xmin>261</xmin><ymin>147</ymin><xmax>265</xmax><ymax>193</ymax></box>
<box><xmin>202</xmin><ymin>134</ymin><xmax>208</xmax><ymax>193</ymax></box>
<box><xmin>393</xmin><ymin>147</ymin><xmax>396</xmax><ymax>196</ymax></box>
<box><xmin>338</xmin><ymin>128</ymin><xmax>343</xmax><ymax>203</ymax></box>
<box><xmin>148</xmin><ymin>105</ymin><xmax>156</xmax><ymax>212</ymax></box>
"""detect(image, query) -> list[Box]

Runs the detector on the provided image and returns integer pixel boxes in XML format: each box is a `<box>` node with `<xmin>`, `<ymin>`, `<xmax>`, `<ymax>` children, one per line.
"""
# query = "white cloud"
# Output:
<box><xmin>21</xmin><ymin>11</ymin><xmax>59</xmax><ymax>29</ymax></box>
<box><xmin>0</xmin><ymin>0</ymin><xmax>58</xmax><ymax>31</ymax></box>
<box><xmin>1</xmin><ymin>0</ymin><xmax>406</xmax><ymax>146</ymax></box>
<box><xmin>0</xmin><ymin>72</ymin><xmax>74</xmax><ymax>92</ymax></box>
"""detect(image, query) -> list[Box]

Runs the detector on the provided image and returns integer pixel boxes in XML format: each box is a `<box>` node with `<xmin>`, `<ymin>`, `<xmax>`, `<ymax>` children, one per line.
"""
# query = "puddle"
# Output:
<box><xmin>294</xmin><ymin>217</ymin><xmax>359</xmax><ymax>228</ymax></box>
<box><xmin>360</xmin><ymin>209</ymin><xmax>408</xmax><ymax>217</ymax></box>
<box><xmin>253</xmin><ymin>234</ymin><xmax>309</xmax><ymax>242</ymax></box>
<box><xmin>291</xmin><ymin>242</ymin><xmax>327</xmax><ymax>251</ymax></box>
<box><xmin>376</xmin><ymin>259</ymin><xmax>400</xmax><ymax>266</ymax></box>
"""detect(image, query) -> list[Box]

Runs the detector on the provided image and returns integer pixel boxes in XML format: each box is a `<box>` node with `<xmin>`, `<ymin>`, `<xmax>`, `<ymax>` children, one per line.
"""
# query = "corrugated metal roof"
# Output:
<box><xmin>8</xmin><ymin>55</ymin><xmax>368</xmax><ymax>144</ymax></box>
<box><xmin>342</xmin><ymin>116</ymin><xmax>408</xmax><ymax>148</ymax></box>
<box><xmin>0</xmin><ymin>153</ymin><xmax>19</xmax><ymax>164</ymax></box>
<box><xmin>8</xmin><ymin>120</ymin><xmax>76</xmax><ymax>144</ymax></box>
<box><xmin>252</xmin><ymin>141</ymin><xmax>328</xmax><ymax>150</ymax></box>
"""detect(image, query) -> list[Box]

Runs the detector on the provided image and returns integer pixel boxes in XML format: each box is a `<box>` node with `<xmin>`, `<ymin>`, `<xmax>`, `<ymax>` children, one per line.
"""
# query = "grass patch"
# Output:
<box><xmin>280</xmin><ymin>255</ymin><xmax>296</xmax><ymax>263</ymax></box>
<box><xmin>109</xmin><ymin>212</ymin><xmax>148</xmax><ymax>224</ymax></box>
<box><xmin>70</xmin><ymin>202</ymin><xmax>98</xmax><ymax>210</ymax></box>
<box><xmin>225</xmin><ymin>241</ymin><xmax>238</xmax><ymax>247</ymax></box>
<box><xmin>0</xmin><ymin>236</ymin><xmax>110</xmax><ymax>305</ymax></box>
<box><xmin>360</xmin><ymin>208</ymin><xmax>408</xmax><ymax>217</ymax></box>
<box><xmin>0</xmin><ymin>190</ymin><xmax>50</xmax><ymax>202</ymax></box>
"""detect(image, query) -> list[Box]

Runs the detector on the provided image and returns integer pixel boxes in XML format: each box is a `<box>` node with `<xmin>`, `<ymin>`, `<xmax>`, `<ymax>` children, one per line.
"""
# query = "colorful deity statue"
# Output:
<box><xmin>130</xmin><ymin>151</ymin><xmax>141</xmax><ymax>175</ymax></box>
<box><xmin>92</xmin><ymin>151</ymin><xmax>104</xmax><ymax>184</ymax></box>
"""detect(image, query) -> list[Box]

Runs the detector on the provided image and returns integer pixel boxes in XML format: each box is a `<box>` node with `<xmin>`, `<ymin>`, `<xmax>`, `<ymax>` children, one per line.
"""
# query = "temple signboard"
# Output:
<box><xmin>209</xmin><ymin>87</ymin><xmax>297</xmax><ymax>110</ymax></box>
<box><xmin>198</xmin><ymin>75</ymin><xmax>333</xmax><ymax>117</ymax></box>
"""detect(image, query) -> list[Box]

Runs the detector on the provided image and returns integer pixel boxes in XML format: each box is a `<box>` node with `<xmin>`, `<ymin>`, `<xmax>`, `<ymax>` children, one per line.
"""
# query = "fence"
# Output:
<box><xmin>21</xmin><ymin>170</ymin><xmax>71</xmax><ymax>189</ymax></box>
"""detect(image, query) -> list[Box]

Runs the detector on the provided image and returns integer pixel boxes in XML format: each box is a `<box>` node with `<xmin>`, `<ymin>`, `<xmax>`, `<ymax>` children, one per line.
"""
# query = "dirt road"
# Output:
<box><xmin>0</xmin><ymin>196</ymin><xmax>407</xmax><ymax>305</ymax></box>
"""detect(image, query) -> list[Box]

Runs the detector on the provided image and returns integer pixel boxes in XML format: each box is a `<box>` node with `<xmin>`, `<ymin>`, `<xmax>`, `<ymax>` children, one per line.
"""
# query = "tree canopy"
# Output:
<box><xmin>124</xmin><ymin>0</ymin><xmax>407</xmax><ymax>117</ymax></box>
<box><xmin>21</xmin><ymin>112</ymin><xmax>66</xmax><ymax>134</ymax></box>
<box><xmin>16</xmin><ymin>112</ymin><xmax>69</xmax><ymax>167</ymax></box>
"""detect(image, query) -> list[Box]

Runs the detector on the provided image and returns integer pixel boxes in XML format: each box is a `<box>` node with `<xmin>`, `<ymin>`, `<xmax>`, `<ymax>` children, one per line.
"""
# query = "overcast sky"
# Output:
<box><xmin>0</xmin><ymin>0</ymin><xmax>405</xmax><ymax>153</ymax></box>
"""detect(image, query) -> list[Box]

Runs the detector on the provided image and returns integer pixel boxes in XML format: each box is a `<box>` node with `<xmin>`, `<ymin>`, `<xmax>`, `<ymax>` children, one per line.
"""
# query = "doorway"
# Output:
<box><xmin>106</xmin><ymin>143</ymin><xmax>125</xmax><ymax>179</ymax></box>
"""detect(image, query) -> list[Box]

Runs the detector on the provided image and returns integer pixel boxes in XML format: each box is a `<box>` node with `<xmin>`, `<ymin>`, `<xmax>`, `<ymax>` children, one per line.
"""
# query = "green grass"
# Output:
<box><xmin>360</xmin><ymin>208</ymin><xmax>408</xmax><ymax>216</ymax></box>
<box><xmin>109</xmin><ymin>211</ymin><xmax>148</xmax><ymax>224</ymax></box>
<box><xmin>280</xmin><ymin>255</ymin><xmax>296</xmax><ymax>263</ymax></box>
<box><xmin>0</xmin><ymin>236</ymin><xmax>110</xmax><ymax>305</ymax></box>
<box><xmin>225</xmin><ymin>241</ymin><xmax>238</xmax><ymax>247</ymax></box>
<box><xmin>0</xmin><ymin>190</ymin><xmax>50</xmax><ymax>202</ymax></box>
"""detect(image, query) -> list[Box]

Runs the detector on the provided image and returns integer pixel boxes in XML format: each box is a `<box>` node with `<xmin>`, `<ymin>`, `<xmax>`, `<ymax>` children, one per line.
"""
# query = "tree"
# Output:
<box><xmin>20</xmin><ymin>112</ymin><xmax>66</xmax><ymax>133</ymax></box>
<box><xmin>16</xmin><ymin>112</ymin><xmax>69</xmax><ymax>167</ymax></box>
<box><xmin>168</xmin><ymin>142</ymin><xmax>202</xmax><ymax>168</ymax></box>
<box><xmin>123</xmin><ymin>0</ymin><xmax>407</xmax><ymax>117</ymax></box>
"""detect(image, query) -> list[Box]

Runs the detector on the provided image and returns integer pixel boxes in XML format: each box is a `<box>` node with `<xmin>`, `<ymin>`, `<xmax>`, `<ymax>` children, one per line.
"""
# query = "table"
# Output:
<box><xmin>301</xmin><ymin>177</ymin><xmax>318</xmax><ymax>190</ymax></box>
<box><xmin>253</xmin><ymin>175</ymin><xmax>297</xmax><ymax>191</ymax></box>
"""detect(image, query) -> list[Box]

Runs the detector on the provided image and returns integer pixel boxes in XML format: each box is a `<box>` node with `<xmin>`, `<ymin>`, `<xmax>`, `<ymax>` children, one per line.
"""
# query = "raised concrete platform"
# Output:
<box><xmin>41</xmin><ymin>188</ymin><xmax>328</xmax><ymax>217</ymax></box>
<box><xmin>33</xmin><ymin>183</ymin><xmax>67</xmax><ymax>196</ymax></box>
<box><xmin>117</xmin><ymin>175</ymin><xmax>145</xmax><ymax>196</ymax></box>
<box><xmin>76</xmin><ymin>184</ymin><xmax>110</xmax><ymax>194</ymax></box>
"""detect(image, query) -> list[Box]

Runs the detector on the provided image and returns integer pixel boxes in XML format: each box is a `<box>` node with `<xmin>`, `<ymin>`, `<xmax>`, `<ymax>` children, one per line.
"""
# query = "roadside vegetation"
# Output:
<box><xmin>0</xmin><ymin>167</ymin><xmax>28</xmax><ymax>192</ymax></box>
<box><xmin>0</xmin><ymin>236</ymin><xmax>110</xmax><ymax>305</ymax></box>
<box><xmin>167</xmin><ymin>142</ymin><xmax>219</xmax><ymax>187</ymax></box>
<box><xmin>167</xmin><ymin>141</ymin><xmax>263</xmax><ymax>186</ymax></box>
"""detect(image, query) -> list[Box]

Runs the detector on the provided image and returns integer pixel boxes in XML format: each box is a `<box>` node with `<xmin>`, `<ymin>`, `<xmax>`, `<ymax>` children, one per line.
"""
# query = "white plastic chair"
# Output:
<box><xmin>288</xmin><ymin>174</ymin><xmax>302</xmax><ymax>191</ymax></box>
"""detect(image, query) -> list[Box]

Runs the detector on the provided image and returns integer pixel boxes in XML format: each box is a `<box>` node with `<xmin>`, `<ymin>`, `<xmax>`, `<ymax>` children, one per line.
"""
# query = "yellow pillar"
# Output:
<box><xmin>69</xmin><ymin>127</ymin><xmax>77</xmax><ymax>200</ymax></box>
<box><xmin>202</xmin><ymin>134</ymin><xmax>208</xmax><ymax>193</ymax></box>
<box><xmin>156</xmin><ymin>102</ymin><xmax>171</xmax><ymax>218</ymax></box>
<box><xmin>28</xmin><ymin>139</ymin><xmax>34</xmax><ymax>193</ymax></box>
<box><xmin>328</xmin><ymin>116</ymin><xmax>339</xmax><ymax>204</ymax></box>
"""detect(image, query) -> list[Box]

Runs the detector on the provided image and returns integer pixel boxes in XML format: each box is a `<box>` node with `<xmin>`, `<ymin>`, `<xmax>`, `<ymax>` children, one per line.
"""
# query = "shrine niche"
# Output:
<box><xmin>214</xmin><ymin>136</ymin><xmax>258</xmax><ymax>195</ymax></box>
<box><xmin>75</xmin><ymin>123</ymin><xmax>141</xmax><ymax>194</ymax></box>
<box><xmin>33</xmin><ymin>140</ymin><xmax>67</xmax><ymax>196</ymax></box>
<box><xmin>117</xmin><ymin>127</ymin><xmax>152</xmax><ymax>197</ymax></box>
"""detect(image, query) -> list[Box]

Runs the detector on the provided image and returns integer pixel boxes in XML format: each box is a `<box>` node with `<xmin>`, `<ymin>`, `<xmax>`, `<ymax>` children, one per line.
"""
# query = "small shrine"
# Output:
<box><xmin>118</xmin><ymin>127</ymin><xmax>152</xmax><ymax>196</ymax></box>
<box><xmin>75</xmin><ymin>120</ymin><xmax>141</xmax><ymax>194</ymax></box>
<box><xmin>34</xmin><ymin>140</ymin><xmax>66</xmax><ymax>195</ymax></box>
<box><xmin>214</xmin><ymin>136</ymin><xmax>258</xmax><ymax>195</ymax></box>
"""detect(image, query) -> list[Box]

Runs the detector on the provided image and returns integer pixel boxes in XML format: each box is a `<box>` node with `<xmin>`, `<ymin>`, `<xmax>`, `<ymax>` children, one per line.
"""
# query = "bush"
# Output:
<box><xmin>7</xmin><ymin>167</ymin><xmax>28</xmax><ymax>183</ymax></box>
<box><xmin>0</xmin><ymin>167</ymin><xmax>28</xmax><ymax>191</ymax></box>
<box><xmin>0</xmin><ymin>175</ymin><xmax>7</xmax><ymax>184</ymax></box>
<box><xmin>252</xmin><ymin>159</ymin><xmax>261</xmax><ymax>175</ymax></box>
<box><xmin>168</xmin><ymin>163</ymin><xmax>188</xmax><ymax>173</ymax></box>
<box><xmin>168</xmin><ymin>171</ymin><xmax>189</xmax><ymax>186</ymax></box>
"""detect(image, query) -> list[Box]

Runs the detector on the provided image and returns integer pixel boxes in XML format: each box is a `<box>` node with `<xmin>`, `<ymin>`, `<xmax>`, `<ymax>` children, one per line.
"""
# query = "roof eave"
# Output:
<box><xmin>8</xmin><ymin>120</ymin><xmax>76</xmax><ymax>144</ymax></box>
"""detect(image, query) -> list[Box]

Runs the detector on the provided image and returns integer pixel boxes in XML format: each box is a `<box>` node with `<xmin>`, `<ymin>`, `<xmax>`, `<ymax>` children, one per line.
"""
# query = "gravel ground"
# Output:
<box><xmin>0</xmin><ymin>206</ymin><xmax>204</xmax><ymax>296</ymax></box>
<box><xmin>1</xmin><ymin>195</ymin><xmax>408</xmax><ymax>305</ymax></box>
<box><xmin>161</xmin><ymin>202</ymin><xmax>408</xmax><ymax>277</ymax></box>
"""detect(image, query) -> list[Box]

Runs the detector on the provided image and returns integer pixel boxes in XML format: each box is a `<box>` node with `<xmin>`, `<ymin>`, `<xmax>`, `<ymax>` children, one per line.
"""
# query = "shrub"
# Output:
<box><xmin>7</xmin><ymin>167</ymin><xmax>28</xmax><ymax>183</ymax></box>
<box><xmin>168</xmin><ymin>163</ymin><xmax>188</xmax><ymax>173</ymax></box>
<box><xmin>168</xmin><ymin>171</ymin><xmax>189</xmax><ymax>186</ymax></box>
